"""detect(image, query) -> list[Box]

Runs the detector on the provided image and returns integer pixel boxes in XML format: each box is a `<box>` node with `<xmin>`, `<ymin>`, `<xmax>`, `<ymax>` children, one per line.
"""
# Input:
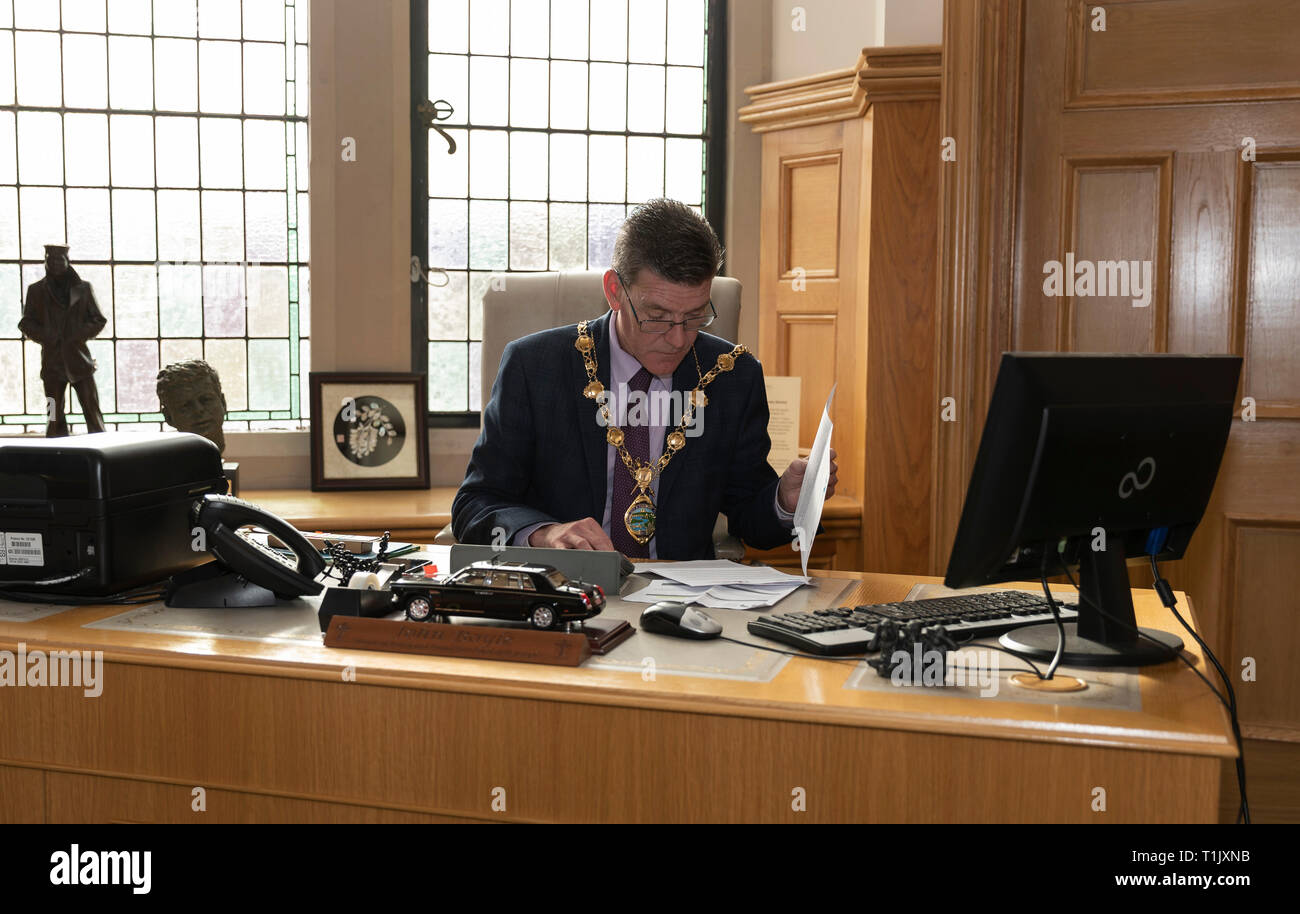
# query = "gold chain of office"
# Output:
<box><xmin>575</xmin><ymin>319</ymin><xmax>747</xmax><ymax>544</ymax></box>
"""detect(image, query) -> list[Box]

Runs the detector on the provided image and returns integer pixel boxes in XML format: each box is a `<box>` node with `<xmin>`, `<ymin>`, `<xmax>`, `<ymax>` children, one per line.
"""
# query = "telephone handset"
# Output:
<box><xmin>164</xmin><ymin>494</ymin><xmax>326</xmax><ymax>607</ymax></box>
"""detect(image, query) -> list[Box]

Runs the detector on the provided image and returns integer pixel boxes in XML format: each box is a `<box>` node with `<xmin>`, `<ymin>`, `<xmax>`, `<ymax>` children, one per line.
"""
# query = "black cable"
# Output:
<box><xmin>1148</xmin><ymin>554</ymin><xmax>1238</xmax><ymax>703</ymax></box>
<box><xmin>1056</xmin><ymin>560</ymin><xmax>1229</xmax><ymax>711</ymax></box>
<box><xmin>0</xmin><ymin>587</ymin><xmax>166</xmax><ymax>606</ymax></box>
<box><xmin>0</xmin><ymin>567</ymin><xmax>93</xmax><ymax>587</ymax></box>
<box><xmin>1039</xmin><ymin>546</ymin><xmax>1067</xmax><ymax>680</ymax></box>
<box><xmin>1053</xmin><ymin>554</ymin><xmax>1248</xmax><ymax>824</ymax></box>
<box><xmin>0</xmin><ymin>570</ymin><xmax>172</xmax><ymax>606</ymax></box>
<box><xmin>1148</xmin><ymin>553</ymin><xmax>1250</xmax><ymax>825</ymax></box>
<box><xmin>951</xmin><ymin>634</ymin><xmax>1047</xmax><ymax>679</ymax></box>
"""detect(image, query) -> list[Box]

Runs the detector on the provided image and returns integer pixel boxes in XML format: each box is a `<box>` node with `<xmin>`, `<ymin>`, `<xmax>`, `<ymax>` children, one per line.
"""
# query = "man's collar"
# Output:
<box><xmin>608</xmin><ymin>310</ymin><xmax>679</xmax><ymax>386</ymax></box>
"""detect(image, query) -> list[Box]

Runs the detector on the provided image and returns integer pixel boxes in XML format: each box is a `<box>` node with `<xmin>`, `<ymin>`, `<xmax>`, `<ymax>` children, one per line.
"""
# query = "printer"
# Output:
<box><xmin>0</xmin><ymin>432</ymin><xmax>227</xmax><ymax>596</ymax></box>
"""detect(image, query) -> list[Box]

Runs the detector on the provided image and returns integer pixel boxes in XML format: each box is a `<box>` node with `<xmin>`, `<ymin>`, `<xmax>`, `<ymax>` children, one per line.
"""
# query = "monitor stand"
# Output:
<box><xmin>999</xmin><ymin>544</ymin><xmax>1183</xmax><ymax>668</ymax></box>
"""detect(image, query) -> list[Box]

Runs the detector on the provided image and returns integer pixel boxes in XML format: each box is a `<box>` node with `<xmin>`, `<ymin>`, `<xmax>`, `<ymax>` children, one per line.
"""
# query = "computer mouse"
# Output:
<box><xmin>639</xmin><ymin>601</ymin><xmax>723</xmax><ymax>640</ymax></box>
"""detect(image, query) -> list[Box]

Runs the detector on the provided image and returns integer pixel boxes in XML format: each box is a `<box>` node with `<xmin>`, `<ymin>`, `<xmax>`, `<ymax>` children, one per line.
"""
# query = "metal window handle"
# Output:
<box><xmin>410</xmin><ymin>256</ymin><xmax>449</xmax><ymax>287</ymax></box>
<box><xmin>418</xmin><ymin>99</ymin><xmax>457</xmax><ymax>154</ymax></box>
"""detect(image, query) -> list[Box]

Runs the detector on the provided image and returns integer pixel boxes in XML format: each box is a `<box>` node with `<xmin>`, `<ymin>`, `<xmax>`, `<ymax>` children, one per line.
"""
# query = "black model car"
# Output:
<box><xmin>390</xmin><ymin>561</ymin><xmax>605</xmax><ymax>629</ymax></box>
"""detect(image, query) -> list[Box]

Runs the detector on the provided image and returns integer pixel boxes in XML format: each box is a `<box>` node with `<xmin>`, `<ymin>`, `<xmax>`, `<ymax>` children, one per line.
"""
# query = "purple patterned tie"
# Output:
<box><xmin>610</xmin><ymin>367</ymin><xmax>655</xmax><ymax>557</ymax></box>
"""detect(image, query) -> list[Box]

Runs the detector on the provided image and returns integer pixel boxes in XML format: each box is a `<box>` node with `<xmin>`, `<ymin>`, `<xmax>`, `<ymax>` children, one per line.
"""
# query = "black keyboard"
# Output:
<box><xmin>746</xmin><ymin>590</ymin><xmax>1078</xmax><ymax>656</ymax></box>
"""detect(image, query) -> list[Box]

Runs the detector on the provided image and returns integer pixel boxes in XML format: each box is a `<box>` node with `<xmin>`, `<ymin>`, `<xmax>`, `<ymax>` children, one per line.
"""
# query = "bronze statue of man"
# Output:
<box><xmin>18</xmin><ymin>244</ymin><xmax>108</xmax><ymax>437</ymax></box>
<box><xmin>156</xmin><ymin>359</ymin><xmax>229</xmax><ymax>454</ymax></box>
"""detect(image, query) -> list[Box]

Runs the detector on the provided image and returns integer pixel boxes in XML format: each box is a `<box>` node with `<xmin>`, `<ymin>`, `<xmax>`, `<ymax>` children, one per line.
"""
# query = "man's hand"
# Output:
<box><xmin>528</xmin><ymin>517</ymin><xmax>616</xmax><ymax>552</ymax></box>
<box><xmin>777</xmin><ymin>448</ymin><xmax>838</xmax><ymax>514</ymax></box>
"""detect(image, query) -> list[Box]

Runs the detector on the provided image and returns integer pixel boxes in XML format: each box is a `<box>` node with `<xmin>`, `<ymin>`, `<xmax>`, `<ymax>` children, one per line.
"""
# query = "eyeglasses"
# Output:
<box><xmin>617</xmin><ymin>273</ymin><xmax>716</xmax><ymax>334</ymax></box>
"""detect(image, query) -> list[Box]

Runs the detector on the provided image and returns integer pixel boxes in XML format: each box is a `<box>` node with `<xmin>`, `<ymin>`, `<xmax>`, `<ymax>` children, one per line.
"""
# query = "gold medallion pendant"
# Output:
<box><xmin>624</xmin><ymin>492</ymin><xmax>656</xmax><ymax>545</ymax></box>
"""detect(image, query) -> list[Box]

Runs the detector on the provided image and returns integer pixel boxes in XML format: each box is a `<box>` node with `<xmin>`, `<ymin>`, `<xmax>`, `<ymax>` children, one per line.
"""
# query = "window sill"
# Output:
<box><xmin>224</xmin><ymin>426</ymin><xmax>478</xmax><ymax>489</ymax></box>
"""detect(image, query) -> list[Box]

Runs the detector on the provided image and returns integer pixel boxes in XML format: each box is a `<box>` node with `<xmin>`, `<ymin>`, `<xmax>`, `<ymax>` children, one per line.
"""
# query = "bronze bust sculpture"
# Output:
<box><xmin>17</xmin><ymin>244</ymin><xmax>108</xmax><ymax>437</ymax></box>
<box><xmin>156</xmin><ymin>359</ymin><xmax>229</xmax><ymax>455</ymax></box>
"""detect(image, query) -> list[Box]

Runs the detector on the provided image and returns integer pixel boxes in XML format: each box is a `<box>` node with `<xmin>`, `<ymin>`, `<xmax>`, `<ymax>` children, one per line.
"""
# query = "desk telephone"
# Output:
<box><xmin>164</xmin><ymin>494</ymin><xmax>326</xmax><ymax>608</ymax></box>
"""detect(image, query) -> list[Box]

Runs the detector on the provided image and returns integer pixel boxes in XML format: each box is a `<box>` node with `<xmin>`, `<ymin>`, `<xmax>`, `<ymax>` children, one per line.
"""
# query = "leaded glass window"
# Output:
<box><xmin>413</xmin><ymin>0</ymin><xmax>721</xmax><ymax>417</ymax></box>
<box><xmin>0</xmin><ymin>0</ymin><xmax>310</xmax><ymax>433</ymax></box>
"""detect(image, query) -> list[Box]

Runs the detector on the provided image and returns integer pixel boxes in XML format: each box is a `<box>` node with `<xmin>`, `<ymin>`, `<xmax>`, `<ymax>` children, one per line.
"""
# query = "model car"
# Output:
<box><xmin>390</xmin><ymin>560</ymin><xmax>605</xmax><ymax>629</ymax></box>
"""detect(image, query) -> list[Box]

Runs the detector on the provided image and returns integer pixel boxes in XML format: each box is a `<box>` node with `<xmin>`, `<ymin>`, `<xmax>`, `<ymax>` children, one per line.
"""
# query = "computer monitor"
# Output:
<box><xmin>944</xmin><ymin>353</ymin><xmax>1241</xmax><ymax>667</ymax></box>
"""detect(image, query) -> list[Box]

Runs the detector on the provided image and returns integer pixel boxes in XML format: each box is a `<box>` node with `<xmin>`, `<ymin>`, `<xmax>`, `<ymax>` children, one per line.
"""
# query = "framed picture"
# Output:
<box><xmin>309</xmin><ymin>372</ymin><xmax>429</xmax><ymax>490</ymax></box>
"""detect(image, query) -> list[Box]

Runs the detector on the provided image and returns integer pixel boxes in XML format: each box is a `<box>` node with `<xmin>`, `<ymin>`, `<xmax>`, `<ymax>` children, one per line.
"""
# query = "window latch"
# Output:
<box><xmin>410</xmin><ymin>256</ymin><xmax>449</xmax><ymax>287</ymax></box>
<box><xmin>417</xmin><ymin>99</ymin><xmax>457</xmax><ymax>154</ymax></box>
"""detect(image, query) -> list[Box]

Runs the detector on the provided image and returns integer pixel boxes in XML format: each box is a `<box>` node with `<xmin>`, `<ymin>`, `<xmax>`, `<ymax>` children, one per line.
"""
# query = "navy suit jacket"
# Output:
<box><xmin>452</xmin><ymin>311</ymin><xmax>792</xmax><ymax>559</ymax></box>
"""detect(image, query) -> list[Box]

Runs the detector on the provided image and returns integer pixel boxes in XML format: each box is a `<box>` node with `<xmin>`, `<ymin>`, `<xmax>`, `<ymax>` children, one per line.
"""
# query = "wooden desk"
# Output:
<box><xmin>242</xmin><ymin>488</ymin><xmax>867</xmax><ymax>571</ymax></box>
<box><xmin>0</xmin><ymin>572</ymin><xmax>1233</xmax><ymax>823</ymax></box>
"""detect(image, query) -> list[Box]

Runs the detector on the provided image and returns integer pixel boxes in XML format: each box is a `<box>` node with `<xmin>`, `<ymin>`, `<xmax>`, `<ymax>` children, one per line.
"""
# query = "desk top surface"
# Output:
<box><xmin>0</xmin><ymin>568</ymin><xmax>1236</xmax><ymax>760</ymax></box>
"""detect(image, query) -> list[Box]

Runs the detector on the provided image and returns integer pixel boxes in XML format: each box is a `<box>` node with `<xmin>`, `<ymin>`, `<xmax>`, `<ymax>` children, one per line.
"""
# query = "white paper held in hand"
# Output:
<box><xmin>792</xmin><ymin>384</ymin><xmax>836</xmax><ymax>577</ymax></box>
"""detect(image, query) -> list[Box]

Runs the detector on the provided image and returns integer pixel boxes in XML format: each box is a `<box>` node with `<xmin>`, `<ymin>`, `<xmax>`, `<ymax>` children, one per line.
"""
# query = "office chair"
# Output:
<box><xmin>435</xmin><ymin>269</ymin><xmax>746</xmax><ymax>560</ymax></box>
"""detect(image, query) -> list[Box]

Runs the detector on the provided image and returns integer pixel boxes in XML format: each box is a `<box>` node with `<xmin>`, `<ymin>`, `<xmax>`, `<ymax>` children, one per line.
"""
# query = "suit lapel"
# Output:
<box><xmin>576</xmin><ymin>312</ymin><xmax>613</xmax><ymax>522</ymax></box>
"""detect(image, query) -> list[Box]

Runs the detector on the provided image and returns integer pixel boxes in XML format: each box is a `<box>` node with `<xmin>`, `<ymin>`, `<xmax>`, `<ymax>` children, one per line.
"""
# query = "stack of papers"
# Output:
<box><xmin>628</xmin><ymin>560</ymin><xmax>809</xmax><ymax>610</ymax></box>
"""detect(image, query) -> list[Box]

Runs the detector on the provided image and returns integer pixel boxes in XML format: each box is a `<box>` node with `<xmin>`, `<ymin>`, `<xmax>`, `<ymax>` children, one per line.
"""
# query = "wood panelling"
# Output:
<box><xmin>1057</xmin><ymin>155</ymin><xmax>1172</xmax><ymax>352</ymax></box>
<box><xmin>0</xmin><ymin>765</ymin><xmax>44</xmax><ymax>823</ymax></box>
<box><xmin>937</xmin><ymin>0</ymin><xmax>1300</xmax><ymax>817</ymax></box>
<box><xmin>1170</xmin><ymin>419</ymin><xmax>1300</xmax><ymax>656</ymax></box>
<box><xmin>746</xmin><ymin>48</ymin><xmax>941</xmax><ymax>573</ymax></box>
<box><xmin>755</xmin><ymin>118</ymin><xmax>862</xmax><ymax>529</ymax></box>
<box><xmin>18</xmin><ymin>687</ymin><xmax>1225</xmax><ymax>823</ymax></box>
<box><xmin>1233</xmin><ymin>150</ymin><xmax>1300</xmax><ymax>418</ymax></box>
<box><xmin>1220</xmin><ymin>739</ymin><xmax>1300</xmax><ymax>823</ymax></box>
<box><xmin>739</xmin><ymin>64</ymin><xmax>865</xmax><ymax>134</ymax></box>
<box><xmin>778</xmin><ymin>314</ymin><xmax>838</xmax><ymax>445</ymax></box>
<box><xmin>739</xmin><ymin>47</ymin><xmax>942</xmax><ymax>134</ymax></box>
<box><xmin>743</xmin><ymin>494</ymin><xmax>865</xmax><ymax>571</ymax></box>
<box><xmin>855</xmin><ymin>47</ymin><xmax>944</xmax><ymax>103</ymax></box>
<box><xmin>1168</xmin><ymin>150</ymin><xmax>1235</xmax><ymax>355</ymax></box>
<box><xmin>782</xmin><ymin>153</ymin><xmax>842</xmax><ymax>278</ymax></box>
<box><xmin>863</xmin><ymin>99</ymin><xmax>941</xmax><ymax>575</ymax></box>
<box><xmin>930</xmin><ymin>0</ymin><xmax>1025</xmax><ymax>573</ymax></box>
<box><xmin>949</xmin><ymin>0</ymin><xmax>1300</xmax><ymax>793</ymax></box>
<box><xmin>1221</xmin><ymin>520</ymin><xmax>1300</xmax><ymax>739</ymax></box>
<box><xmin>1065</xmin><ymin>0</ymin><xmax>1300</xmax><ymax>108</ymax></box>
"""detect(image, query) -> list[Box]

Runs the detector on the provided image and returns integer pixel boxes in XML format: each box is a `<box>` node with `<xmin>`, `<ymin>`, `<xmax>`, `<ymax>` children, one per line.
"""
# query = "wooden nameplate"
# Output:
<box><xmin>323</xmin><ymin>615</ymin><xmax>630</xmax><ymax>667</ymax></box>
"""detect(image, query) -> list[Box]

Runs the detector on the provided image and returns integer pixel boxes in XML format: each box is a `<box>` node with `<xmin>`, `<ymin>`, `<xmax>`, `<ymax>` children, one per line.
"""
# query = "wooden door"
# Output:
<box><xmin>1015</xmin><ymin>0</ymin><xmax>1300</xmax><ymax>741</ymax></box>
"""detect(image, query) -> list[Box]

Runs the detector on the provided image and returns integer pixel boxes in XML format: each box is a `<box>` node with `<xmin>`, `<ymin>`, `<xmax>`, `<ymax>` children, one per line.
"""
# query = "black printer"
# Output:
<box><xmin>0</xmin><ymin>432</ymin><xmax>227</xmax><ymax>596</ymax></box>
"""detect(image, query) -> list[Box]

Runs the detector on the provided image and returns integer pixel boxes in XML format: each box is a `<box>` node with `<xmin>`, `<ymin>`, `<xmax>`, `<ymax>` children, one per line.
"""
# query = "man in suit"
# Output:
<box><xmin>452</xmin><ymin>199</ymin><xmax>837</xmax><ymax>560</ymax></box>
<box><xmin>17</xmin><ymin>244</ymin><xmax>108</xmax><ymax>437</ymax></box>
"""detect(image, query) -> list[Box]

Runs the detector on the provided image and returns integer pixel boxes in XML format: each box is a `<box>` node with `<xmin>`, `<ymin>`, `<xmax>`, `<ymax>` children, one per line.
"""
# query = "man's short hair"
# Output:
<box><xmin>611</xmin><ymin>198</ymin><xmax>724</xmax><ymax>286</ymax></box>
<box><xmin>156</xmin><ymin>359</ymin><xmax>224</xmax><ymax>402</ymax></box>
